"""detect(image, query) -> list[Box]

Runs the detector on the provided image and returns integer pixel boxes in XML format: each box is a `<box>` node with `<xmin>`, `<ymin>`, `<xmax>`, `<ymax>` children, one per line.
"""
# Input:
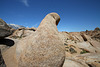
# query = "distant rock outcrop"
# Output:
<box><xmin>8</xmin><ymin>24</ymin><xmax>25</xmax><ymax>29</ymax></box>
<box><xmin>94</xmin><ymin>27</ymin><xmax>100</xmax><ymax>31</ymax></box>
<box><xmin>0</xmin><ymin>18</ymin><xmax>13</xmax><ymax>38</ymax></box>
<box><xmin>84</xmin><ymin>27</ymin><xmax>100</xmax><ymax>42</ymax></box>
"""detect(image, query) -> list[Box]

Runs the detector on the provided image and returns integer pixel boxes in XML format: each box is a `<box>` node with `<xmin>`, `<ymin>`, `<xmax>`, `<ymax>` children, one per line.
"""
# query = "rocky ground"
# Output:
<box><xmin>61</xmin><ymin>29</ymin><xmax>100</xmax><ymax>67</ymax></box>
<box><xmin>0</xmin><ymin>13</ymin><xmax>100</xmax><ymax>67</ymax></box>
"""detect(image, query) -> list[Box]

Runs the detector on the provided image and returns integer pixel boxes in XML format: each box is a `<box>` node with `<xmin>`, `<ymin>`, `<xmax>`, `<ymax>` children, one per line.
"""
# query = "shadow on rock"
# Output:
<box><xmin>0</xmin><ymin>49</ymin><xmax>6</xmax><ymax>67</ymax></box>
<box><xmin>0</xmin><ymin>39</ymin><xmax>15</xmax><ymax>46</ymax></box>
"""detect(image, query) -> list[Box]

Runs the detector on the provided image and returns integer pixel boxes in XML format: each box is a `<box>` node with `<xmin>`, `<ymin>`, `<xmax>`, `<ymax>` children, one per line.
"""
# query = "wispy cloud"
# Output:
<box><xmin>32</xmin><ymin>23</ymin><xmax>39</xmax><ymax>28</ymax></box>
<box><xmin>21</xmin><ymin>0</ymin><xmax>29</xmax><ymax>7</ymax></box>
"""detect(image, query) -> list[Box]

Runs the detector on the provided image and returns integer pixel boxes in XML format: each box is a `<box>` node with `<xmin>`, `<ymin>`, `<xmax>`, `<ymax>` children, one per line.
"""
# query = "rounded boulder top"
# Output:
<box><xmin>47</xmin><ymin>12</ymin><xmax>60</xmax><ymax>25</ymax></box>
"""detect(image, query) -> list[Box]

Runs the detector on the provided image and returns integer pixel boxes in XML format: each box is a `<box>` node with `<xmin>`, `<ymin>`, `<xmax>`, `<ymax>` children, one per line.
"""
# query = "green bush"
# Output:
<box><xmin>80</xmin><ymin>49</ymin><xmax>89</xmax><ymax>54</ymax></box>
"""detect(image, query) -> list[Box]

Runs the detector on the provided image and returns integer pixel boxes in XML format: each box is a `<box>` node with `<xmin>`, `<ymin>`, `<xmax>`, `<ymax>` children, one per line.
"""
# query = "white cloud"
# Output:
<box><xmin>21</xmin><ymin>0</ymin><xmax>29</xmax><ymax>7</ymax></box>
<box><xmin>32</xmin><ymin>23</ymin><xmax>39</xmax><ymax>28</ymax></box>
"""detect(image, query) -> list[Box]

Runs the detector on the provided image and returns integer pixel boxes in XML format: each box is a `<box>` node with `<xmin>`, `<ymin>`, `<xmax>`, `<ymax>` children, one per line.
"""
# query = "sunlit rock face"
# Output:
<box><xmin>16</xmin><ymin>12</ymin><xmax>65</xmax><ymax>67</ymax></box>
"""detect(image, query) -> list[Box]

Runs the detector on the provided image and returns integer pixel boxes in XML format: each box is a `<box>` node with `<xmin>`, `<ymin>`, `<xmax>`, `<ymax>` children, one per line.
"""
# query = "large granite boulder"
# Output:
<box><xmin>16</xmin><ymin>12</ymin><xmax>65</xmax><ymax>67</ymax></box>
<box><xmin>0</xmin><ymin>18</ymin><xmax>12</xmax><ymax>38</ymax></box>
<box><xmin>3</xmin><ymin>13</ymin><xmax>65</xmax><ymax>67</ymax></box>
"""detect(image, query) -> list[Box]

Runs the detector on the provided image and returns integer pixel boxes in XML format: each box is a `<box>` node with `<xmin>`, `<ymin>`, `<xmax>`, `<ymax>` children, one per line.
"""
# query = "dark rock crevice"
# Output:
<box><xmin>81</xmin><ymin>34</ymin><xmax>87</xmax><ymax>41</ymax></box>
<box><xmin>0</xmin><ymin>49</ymin><xmax>6</xmax><ymax>67</ymax></box>
<box><xmin>0</xmin><ymin>39</ymin><xmax>15</xmax><ymax>46</ymax></box>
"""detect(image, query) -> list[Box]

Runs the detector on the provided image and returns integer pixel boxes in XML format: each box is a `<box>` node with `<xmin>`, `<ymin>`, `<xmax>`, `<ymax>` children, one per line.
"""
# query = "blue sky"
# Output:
<box><xmin>0</xmin><ymin>0</ymin><xmax>100</xmax><ymax>32</ymax></box>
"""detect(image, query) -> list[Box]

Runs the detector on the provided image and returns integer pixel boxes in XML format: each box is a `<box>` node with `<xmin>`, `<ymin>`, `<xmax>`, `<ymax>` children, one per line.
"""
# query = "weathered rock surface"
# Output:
<box><xmin>60</xmin><ymin>28</ymin><xmax>100</xmax><ymax>67</ymax></box>
<box><xmin>16</xmin><ymin>12</ymin><xmax>65</xmax><ymax>67</ymax></box>
<box><xmin>84</xmin><ymin>27</ymin><xmax>100</xmax><ymax>42</ymax></box>
<box><xmin>74</xmin><ymin>53</ymin><xmax>100</xmax><ymax>67</ymax></box>
<box><xmin>63</xmin><ymin>53</ymin><xmax>100</xmax><ymax>67</ymax></box>
<box><xmin>3</xmin><ymin>45</ymin><xmax>17</xmax><ymax>67</ymax></box>
<box><xmin>3</xmin><ymin>13</ymin><xmax>65</xmax><ymax>67</ymax></box>
<box><xmin>63</xmin><ymin>58</ymin><xmax>89</xmax><ymax>67</ymax></box>
<box><xmin>0</xmin><ymin>18</ymin><xmax>12</xmax><ymax>38</ymax></box>
<box><xmin>2</xmin><ymin>37</ymin><xmax>19</xmax><ymax>67</ymax></box>
<box><xmin>9</xmin><ymin>27</ymin><xmax>36</xmax><ymax>39</ymax></box>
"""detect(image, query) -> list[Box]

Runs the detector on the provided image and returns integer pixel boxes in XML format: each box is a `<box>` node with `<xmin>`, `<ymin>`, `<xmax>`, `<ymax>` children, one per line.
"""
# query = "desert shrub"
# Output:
<box><xmin>80</xmin><ymin>49</ymin><xmax>90</xmax><ymax>54</ymax></box>
<box><xmin>69</xmin><ymin>47</ymin><xmax>77</xmax><ymax>54</ymax></box>
<box><xmin>64</xmin><ymin>43</ymin><xmax>68</xmax><ymax>46</ymax></box>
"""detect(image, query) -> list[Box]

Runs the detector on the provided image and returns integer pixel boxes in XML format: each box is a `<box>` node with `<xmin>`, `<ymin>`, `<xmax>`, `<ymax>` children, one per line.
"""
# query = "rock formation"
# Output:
<box><xmin>0</xmin><ymin>18</ymin><xmax>15</xmax><ymax>67</ymax></box>
<box><xmin>9</xmin><ymin>27</ymin><xmax>36</xmax><ymax>39</ymax></box>
<box><xmin>60</xmin><ymin>29</ymin><xmax>100</xmax><ymax>67</ymax></box>
<box><xmin>63</xmin><ymin>58</ymin><xmax>89</xmax><ymax>67</ymax></box>
<box><xmin>16</xmin><ymin>12</ymin><xmax>65</xmax><ymax>67</ymax></box>
<box><xmin>2</xmin><ymin>13</ymin><xmax>65</xmax><ymax>67</ymax></box>
<box><xmin>0</xmin><ymin>18</ymin><xmax>12</xmax><ymax>38</ymax></box>
<box><xmin>1</xmin><ymin>14</ymin><xmax>100</xmax><ymax>67</ymax></box>
<box><xmin>84</xmin><ymin>27</ymin><xmax>100</xmax><ymax>42</ymax></box>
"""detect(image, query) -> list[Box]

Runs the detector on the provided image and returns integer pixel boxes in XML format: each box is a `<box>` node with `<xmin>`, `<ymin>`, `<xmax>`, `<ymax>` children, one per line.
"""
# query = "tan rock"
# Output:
<box><xmin>88</xmin><ymin>40</ymin><xmax>100</xmax><ymax>52</ymax></box>
<box><xmin>80</xmin><ymin>33</ymin><xmax>92</xmax><ymax>41</ymax></box>
<box><xmin>58</xmin><ymin>32</ymin><xmax>69</xmax><ymax>43</ymax></box>
<box><xmin>83</xmin><ymin>29</ymin><xmax>100</xmax><ymax>42</ymax></box>
<box><xmin>16</xmin><ymin>13</ymin><xmax>65</xmax><ymax>67</ymax></box>
<box><xmin>3</xmin><ymin>45</ymin><xmax>18</xmax><ymax>67</ymax></box>
<box><xmin>10</xmin><ymin>27</ymin><xmax>35</xmax><ymax>39</ymax></box>
<box><xmin>69</xmin><ymin>32</ymin><xmax>84</xmax><ymax>42</ymax></box>
<box><xmin>76</xmin><ymin>42</ymin><xmax>96</xmax><ymax>53</ymax></box>
<box><xmin>90</xmin><ymin>62</ymin><xmax>100</xmax><ymax>67</ymax></box>
<box><xmin>74</xmin><ymin>53</ymin><xmax>100</xmax><ymax>67</ymax></box>
<box><xmin>2</xmin><ymin>38</ymin><xmax>19</xmax><ymax>67</ymax></box>
<box><xmin>63</xmin><ymin>59</ymin><xmax>89</xmax><ymax>67</ymax></box>
<box><xmin>75</xmin><ymin>53</ymin><xmax>100</xmax><ymax>62</ymax></box>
